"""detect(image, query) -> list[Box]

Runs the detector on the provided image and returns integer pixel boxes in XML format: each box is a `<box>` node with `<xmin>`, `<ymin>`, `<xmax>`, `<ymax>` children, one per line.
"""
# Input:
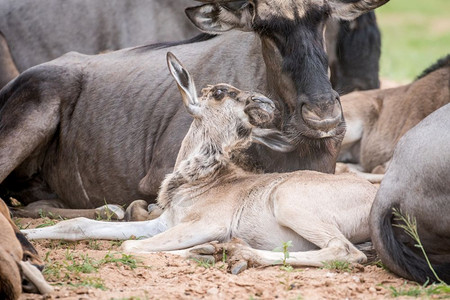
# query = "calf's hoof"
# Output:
<box><xmin>147</xmin><ymin>204</ymin><xmax>163</xmax><ymax>220</ymax></box>
<box><xmin>125</xmin><ymin>200</ymin><xmax>150</xmax><ymax>221</ymax></box>
<box><xmin>95</xmin><ymin>204</ymin><xmax>125</xmax><ymax>220</ymax></box>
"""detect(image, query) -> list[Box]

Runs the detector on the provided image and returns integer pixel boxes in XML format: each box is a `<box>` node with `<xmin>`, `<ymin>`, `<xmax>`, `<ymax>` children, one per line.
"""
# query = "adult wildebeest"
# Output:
<box><xmin>370</xmin><ymin>103</ymin><xmax>450</xmax><ymax>284</ymax></box>
<box><xmin>0</xmin><ymin>0</ymin><xmax>388</xmax><ymax>218</ymax></box>
<box><xmin>337</xmin><ymin>55</ymin><xmax>450</xmax><ymax>181</ymax></box>
<box><xmin>0</xmin><ymin>199</ymin><xmax>52</xmax><ymax>299</ymax></box>
<box><xmin>0</xmin><ymin>0</ymin><xmax>381</xmax><ymax>93</ymax></box>
<box><xmin>23</xmin><ymin>53</ymin><xmax>377</xmax><ymax>274</ymax></box>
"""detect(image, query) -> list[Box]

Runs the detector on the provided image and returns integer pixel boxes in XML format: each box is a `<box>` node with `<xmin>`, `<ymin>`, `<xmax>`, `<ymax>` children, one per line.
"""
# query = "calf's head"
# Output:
<box><xmin>167</xmin><ymin>52</ymin><xmax>294</xmax><ymax>166</ymax></box>
<box><xmin>187</xmin><ymin>0</ymin><xmax>388</xmax><ymax>142</ymax></box>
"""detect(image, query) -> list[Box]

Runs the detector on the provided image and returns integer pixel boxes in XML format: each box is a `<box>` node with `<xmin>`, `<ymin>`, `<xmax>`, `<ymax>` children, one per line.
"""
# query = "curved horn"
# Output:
<box><xmin>330</xmin><ymin>0</ymin><xmax>390</xmax><ymax>20</ymax></box>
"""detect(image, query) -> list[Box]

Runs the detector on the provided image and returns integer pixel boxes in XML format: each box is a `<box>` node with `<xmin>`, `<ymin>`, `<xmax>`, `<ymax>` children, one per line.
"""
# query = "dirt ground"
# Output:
<box><xmin>14</xmin><ymin>217</ymin><xmax>429</xmax><ymax>300</ymax></box>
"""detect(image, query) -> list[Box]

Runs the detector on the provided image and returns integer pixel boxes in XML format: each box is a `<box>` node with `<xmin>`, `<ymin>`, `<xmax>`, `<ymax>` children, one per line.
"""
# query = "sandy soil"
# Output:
<box><xmin>14</xmin><ymin>217</ymin><xmax>427</xmax><ymax>300</ymax></box>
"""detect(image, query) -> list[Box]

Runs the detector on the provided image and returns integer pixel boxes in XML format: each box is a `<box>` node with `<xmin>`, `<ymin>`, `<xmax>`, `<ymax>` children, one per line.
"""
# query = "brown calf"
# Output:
<box><xmin>339</xmin><ymin>55</ymin><xmax>450</xmax><ymax>181</ymax></box>
<box><xmin>0</xmin><ymin>199</ymin><xmax>52</xmax><ymax>299</ymax></box>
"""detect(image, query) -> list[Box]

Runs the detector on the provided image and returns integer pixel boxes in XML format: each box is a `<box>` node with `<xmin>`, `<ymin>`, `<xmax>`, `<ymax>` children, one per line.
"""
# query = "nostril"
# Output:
<box><xmin>251</xmin><ymin>96</ymin><xmax>275</xmax><ymax>108</ymax></box>
<box><xmin>301</xmin><ymin>101</ymin><xmax>342</xmax><ymax>132</ymax></box>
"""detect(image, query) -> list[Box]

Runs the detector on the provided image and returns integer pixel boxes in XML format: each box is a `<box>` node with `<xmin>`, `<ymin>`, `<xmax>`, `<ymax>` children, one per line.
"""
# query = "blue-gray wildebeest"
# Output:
<box><xmin>0</xmin><ymin>199</ymin><xmax>52</xmax><ymax>299</ymax></box>
<box><xmin>0</xmin><ymin>0</ymin><xmax>381</xmax><ymax>94</ymax></box>
<box><xmin>22</xmin><ymin>53</ymin><xmax>377</xmax><ymax>274</ymax></box>
<box><xmin>370</xmin><ymin>103</ymin><xmax>450</xmax><ymax>284</ymax></box>
<box><xmin>337</xmin><ymin>55</ymin><xmax>450</xmax><ymax>183</ymax></box>
<box><xmin>0</xmin><ymin>0</ymin><xmax>388</xmax><ymax>219</ymax></box>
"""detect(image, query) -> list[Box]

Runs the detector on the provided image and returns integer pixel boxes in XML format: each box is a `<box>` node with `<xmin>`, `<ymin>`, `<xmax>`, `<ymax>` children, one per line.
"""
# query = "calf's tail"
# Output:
<box><xmin>371</xmin><ymin>206</ymin><xmax>450</xmax><ymax>284</ymax></box>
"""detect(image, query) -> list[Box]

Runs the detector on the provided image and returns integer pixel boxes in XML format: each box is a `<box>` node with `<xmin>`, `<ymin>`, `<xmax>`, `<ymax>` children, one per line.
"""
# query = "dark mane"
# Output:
<box><xmin>416</xmin><ymin>54</ymin><xmax>450</xmax><ymax>80</ymax></box>
<box><xmin>131</xmin><ymin>33</ymin><xmax>217</xmax><ymax>52</ymax></box>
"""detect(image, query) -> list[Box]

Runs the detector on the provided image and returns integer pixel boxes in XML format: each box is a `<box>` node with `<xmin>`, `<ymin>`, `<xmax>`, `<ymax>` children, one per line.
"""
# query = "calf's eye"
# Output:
<box><xmin>213</xmin><ymin>89</ymin><xmax>225</xmax><ymax>100</ymax></box>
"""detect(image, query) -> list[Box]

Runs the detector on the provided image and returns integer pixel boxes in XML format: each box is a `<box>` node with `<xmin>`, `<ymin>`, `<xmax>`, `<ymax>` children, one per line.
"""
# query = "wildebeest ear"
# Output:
<box><xmin>166</xmin><ymin>52</ymin><xmax>200</xmax><ymax>116</ymax></box>
<box><xmin>251</xmin><ymin>128</ymin><xmax>296</xmax><ymax>153</ymax></box>
<box><xmin>329</xmin><ymin>0</ymin><xmax>389</xmax><ymax>20</ymax></box>
<box><xmin>185</xmin><ymin>2</ymin><xmax>253</xmax><ymax>33</ymax></box>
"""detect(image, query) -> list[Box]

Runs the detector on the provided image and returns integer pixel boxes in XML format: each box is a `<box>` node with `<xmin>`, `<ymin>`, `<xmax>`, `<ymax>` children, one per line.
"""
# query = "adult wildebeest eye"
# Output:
<box><xmin>212</xmin><ymin>89</ymin><xmax>226</xmax><ymax>100</ymax></box>
<box><xmin>221</xmin><ymin>0</ymin><xmax>249</xmax><ymax>12</ymax></box>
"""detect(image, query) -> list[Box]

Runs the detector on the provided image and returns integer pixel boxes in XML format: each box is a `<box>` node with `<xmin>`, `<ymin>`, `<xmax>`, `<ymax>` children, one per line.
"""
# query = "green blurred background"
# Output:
<box><xmin>376</xmin><ymin>0</ymin><xmax>450</xmax><ymax>82</ymax></box>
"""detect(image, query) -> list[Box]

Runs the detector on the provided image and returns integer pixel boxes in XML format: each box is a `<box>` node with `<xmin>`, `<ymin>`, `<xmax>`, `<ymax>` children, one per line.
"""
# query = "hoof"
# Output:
<box><xmin>125</xmin><ymin>200</ymin><xmax>149</xmax><ymax>221</ymax></box>
<box><xmin>95</xmin><ymin>204</ymin><xmax>125</xmax><ymax>220</ymax></box>
<box><xmin>147</xmin><ymin>203</ymin><xmax>163</xmax><ymax>220</ymax></box>
<box><xmin>231</xmin><ymin>260</ymin><xmax>248</xmax><ymax>275</ymax></box>
<box><xmin>188</xmin><ymin>244</ymin><xmax>216</xmax><ymax>255</ymax></box>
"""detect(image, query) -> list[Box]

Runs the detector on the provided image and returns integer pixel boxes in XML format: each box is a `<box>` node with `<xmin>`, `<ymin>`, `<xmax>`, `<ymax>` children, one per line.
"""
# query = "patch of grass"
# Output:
<box><xmin>100</xmin><ymin>252</ymin><xmax>141</xmax><ymax>270</ymax></box>
<box><xmin>371</xmin><ymin>259</ymin><xmax>388</xmax><ymax>271</ymax></box>
<box><xmin>87</xmin><ymin>240</ymin><xmax>101</xmax><ymax>250</ymax></box>
<box><xmin>192</xmin><ymin>258</ymin><xmax>216</xmax><ymax>269</ymax></box>
<box><xmin>376</xmin><ymin>0</ymin><xmax>450</xmax><ymax>81</ymax></box>
<box><xmin>35</xmin><ymin>218</ymin><xmax>58</xmax><ymax>228</ymax></box>
<box><xmin>321</xmin><ymin>260</ymin><xmax>352</xmax><ymax>272</ymax></box>
<box><xmin>110</xmin><ymin>240</ymin><xmax>124</xmax><ymax>249</ymax></box>
<box><xmin>68</xmin><ymin>276</ymin><xmax>107</xmax><ymax>290</ymax></box>
<box><xmin>43</xmin><ymin>250</ymin><xmax>147</xmax><ymax>289</ymax></box>
<box><xmin>388</xmin><ymin>282</ymin><xmax>450</xmax><ymax>298</ymax></box>
<box><xmin>13</xmin><ymin>217</ymin><xmax>24</xmax><ymax>230</ymax></box>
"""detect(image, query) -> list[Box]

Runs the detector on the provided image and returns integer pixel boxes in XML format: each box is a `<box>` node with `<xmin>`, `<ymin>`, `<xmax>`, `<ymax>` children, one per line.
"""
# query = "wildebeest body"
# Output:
<box><xmin>370</xmin><ymin>103</ymin><xmax>450</xmax><ymax>283</ymax></box>
<box><xmin>0</xmin><ymin>0</ymin><xmax>197</xmax><ymax>72</ymax></box>
<box><xmin>1</xmin><ymin>33</ymin><xmax>268</xmax><ymax>207</ymax></box>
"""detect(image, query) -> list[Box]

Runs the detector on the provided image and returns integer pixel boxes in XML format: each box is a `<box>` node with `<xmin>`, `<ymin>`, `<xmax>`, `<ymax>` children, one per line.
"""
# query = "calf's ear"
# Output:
<box><xmin>166</xmin><ymin>52</ymin><xmax>200</xmax><ymax>116</ymax></box>
<box><xmin>185</xmin><ymin>2</ymin><xmax>253</xmax><ymax>33</ymax></box>
<box><xmin>251</xmin><ymin>128</ymin><xmax>296</xmax><ymax>153</ymax></box>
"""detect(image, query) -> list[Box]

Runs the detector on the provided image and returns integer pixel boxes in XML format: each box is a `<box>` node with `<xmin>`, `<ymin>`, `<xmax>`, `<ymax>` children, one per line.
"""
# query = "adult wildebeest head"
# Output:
<box><xmin>187</xmin><ymin>0</ymin><xmax>388</xmax><ymax>142</ymax></box>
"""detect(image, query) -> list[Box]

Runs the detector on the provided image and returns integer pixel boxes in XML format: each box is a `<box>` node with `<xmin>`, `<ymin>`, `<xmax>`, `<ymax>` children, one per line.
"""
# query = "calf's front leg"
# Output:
<box><xmin>22</xmin><ymin>216</ymin><xmax>166</xmax><ymax>241</ymax></box>
<box><xmin>121</xmin><ymin>221</ymin><xmax>228</xmax><ymax>253</ymax></box>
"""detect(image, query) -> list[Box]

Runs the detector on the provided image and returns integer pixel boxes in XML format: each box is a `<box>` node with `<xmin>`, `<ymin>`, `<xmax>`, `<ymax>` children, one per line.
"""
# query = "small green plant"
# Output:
<box><xmin>388</xmin><ymin>281</ymin><xmax>450</xmax><ymax>298</ymax></box>
<box><xmin>100</xmin><ymin>252</ymin><xmax>142</xmax><ymax>270</ymax></box>
<box><xmin>69</xmin><ymin>276</ymin><xmax>107</xmax><ymax>290</ymax></box>
<box><xmin>321</xmin><ymin>260</ymin><xmax>352</xmax><ymax>272</ymax></box>
<box><xmin>274</xmin><ymin>241</ymin><xmax>293</xmax><ymax>271</ymax></box>
<box><xmin>392</xmin><ymin>208</ymin><xmax>447</xmax><ymax>285</ymax></box>
<box><xmin>109</xmin><ymin>240</ymin><xmax>124</xmax><ymax>249</ymax></box>
<box><xmin>389</xmin><ymin>283</ymin><xmax>423</xmax><ymax>297</ymax></box>
<box><xmin>88</xmin><ymin>240</ymin><xmax>101</xmax><ymax>250</ymax></box>
<box><xmin>192</xmin><ymin>258</ymin><xmax>215</xmax><ymax>269</ymax></box>
<box><xmin>387</xmin><ymin>209</ymin><xmax>449</xmax><ymax>298</ymax></box>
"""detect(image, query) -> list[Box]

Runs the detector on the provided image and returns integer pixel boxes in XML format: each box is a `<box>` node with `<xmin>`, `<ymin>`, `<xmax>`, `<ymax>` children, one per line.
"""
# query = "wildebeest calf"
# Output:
<box><xmin>22</xmin><ymin>53</ymin><xmax>377</xmax><ymax>273</ymax></box>
<box><xmin>338</xmin><ymin>55</ymin><xmax>450</xmax><ymax>182</ymax></box>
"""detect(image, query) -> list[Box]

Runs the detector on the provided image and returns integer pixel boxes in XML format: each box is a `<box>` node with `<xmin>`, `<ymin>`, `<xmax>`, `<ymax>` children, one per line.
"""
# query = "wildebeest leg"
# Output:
<box><xmin>22</xmin><ymin>216</ymin><xmax>166</xmax><ymax>241</ymax></box>
<box><xmin>0</xmin><ymin>83</ymin><xmax>60</xmax><ymax>184</ymax></box>
<box><xmin>271</xmin><ymin>199</ymin><xmax>367</xmax><ymax>266</ymax></box>
<box><xmin>0</xmin><ymin>31</ymin><xmax>19</xmax><ymax>89</ymax></box>
<box><xmin>124</xmin><ymin>200</ymin><xmax>163</xmax><ymax>221</ymax></box>
<box><xmin>121</xmin><ymin>222</ymin><xmax>227</xmax><ymax>253</ymax></box>
<box><xmin>185</xmin><ymin>236</ymin><xmax>366</xmax><ymax>275</ymax></box>
<box><xmin>11</xmin><ymin>199</ymin><xmax>125</xmax><ymax>220</ymax></box>
<box><xmin>342</xmin><ymin>163</ymin><xmax>384</xmax><ymax>183</ymax></box>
